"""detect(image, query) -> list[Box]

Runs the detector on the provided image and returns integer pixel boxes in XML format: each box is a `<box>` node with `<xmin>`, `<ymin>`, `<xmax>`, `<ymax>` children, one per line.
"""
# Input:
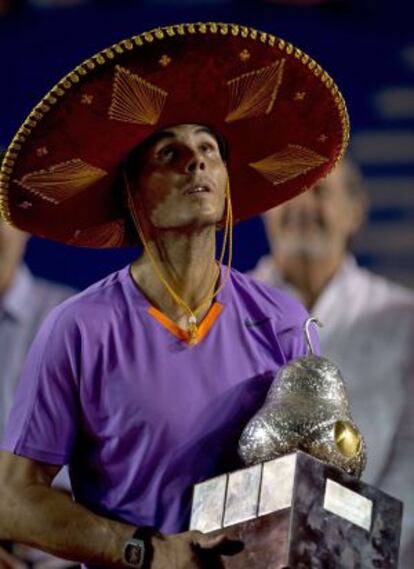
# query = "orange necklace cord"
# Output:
<box><xmin>123</xmin><ymin>171</ymin><xmax>233</xmax><ymax>344</ymax></box>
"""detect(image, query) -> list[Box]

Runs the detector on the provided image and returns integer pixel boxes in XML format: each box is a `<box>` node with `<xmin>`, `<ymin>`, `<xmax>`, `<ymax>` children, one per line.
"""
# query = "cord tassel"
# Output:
<box><xmin>187</xmin><ymin>315</ymin><xmax>199</xmax><ymax>345</ymax></box>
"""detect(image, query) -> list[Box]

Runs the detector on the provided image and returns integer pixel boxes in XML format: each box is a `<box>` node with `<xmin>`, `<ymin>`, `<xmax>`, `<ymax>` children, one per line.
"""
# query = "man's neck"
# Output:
<box><xmin>274</xmin><ymin>253</ymin><xmax>345</xmax><ymax>311</ymax></box>
<box><xmin>131</xmin><ymin>226</ymin><xmax>219</xmax><ymax>325</ymax></box>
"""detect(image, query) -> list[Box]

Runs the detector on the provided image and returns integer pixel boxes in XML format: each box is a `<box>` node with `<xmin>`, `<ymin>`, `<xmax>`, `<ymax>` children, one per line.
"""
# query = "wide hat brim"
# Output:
<box><xmin>0</xmin><ymin>22</ymin><xmax>348</xmax><ymax>248</ymax></box>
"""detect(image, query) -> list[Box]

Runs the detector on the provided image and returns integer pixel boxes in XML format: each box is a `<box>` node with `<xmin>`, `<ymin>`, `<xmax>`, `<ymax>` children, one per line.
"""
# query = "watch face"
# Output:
<box><xmin>124</xmin><ymin>540</ymin><xmax>145</xmax><ymax>568</ymax></box>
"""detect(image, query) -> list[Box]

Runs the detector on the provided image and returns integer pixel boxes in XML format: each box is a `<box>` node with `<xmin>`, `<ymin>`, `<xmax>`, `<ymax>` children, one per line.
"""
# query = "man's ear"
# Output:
<box><xmin>349</xmin><ymin>194</ymin><xmax>368</xmax><ymax>236</ymax></box>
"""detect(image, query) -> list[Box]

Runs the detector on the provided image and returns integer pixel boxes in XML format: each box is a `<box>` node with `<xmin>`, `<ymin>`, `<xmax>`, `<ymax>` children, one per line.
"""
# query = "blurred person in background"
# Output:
<box><xmin>250</xmin><ymin>157</ymin><xmax>414</xmax><ymax>568</ymax></box>
<box><xmin>0</xmin><ymin>155</ymin><xmax>77</xmax><ymax>566</ymax></box>
<box><xmin>0</xmin><ymin>219</ymin><xmax>76</xmax><ymax>433</ymax></box>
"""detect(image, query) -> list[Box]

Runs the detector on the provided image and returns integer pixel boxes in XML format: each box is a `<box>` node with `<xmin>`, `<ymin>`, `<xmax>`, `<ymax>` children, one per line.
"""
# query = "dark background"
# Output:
<box><xmin>1</xmin><ymin>0</ymin><xmax>413</xmax><ymax>290</ymax></box>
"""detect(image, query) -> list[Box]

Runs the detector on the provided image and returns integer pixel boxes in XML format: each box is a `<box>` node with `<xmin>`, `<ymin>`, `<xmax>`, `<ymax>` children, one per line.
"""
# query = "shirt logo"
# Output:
<box><xmin>244</xmin><ymin>317</ymin><xmax>271</xmax><ymax>328</ymax></box>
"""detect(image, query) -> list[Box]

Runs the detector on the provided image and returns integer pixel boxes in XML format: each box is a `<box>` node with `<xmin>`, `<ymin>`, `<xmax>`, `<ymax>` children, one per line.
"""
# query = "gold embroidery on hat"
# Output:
<box><xmin>249</xmin><ymin>144</ymin><xmax>328</xmax><ymax>185</ymax></box>
<box><xmin>81</xmin><ymin>94</ymin><xmax>94</xmax><ymax>105</ymax></box>
<box><xmin>69</xmin><ymin>220</ymin><xmax>125</xmax><ymax>247</ymax></box>
<box><xmin>36</xmin><ymin>147</ymin><xmax>48</xmax><ymax>157</ymax></box>
<box><xmin>109</xmin><ymin>65</ymin><xmax>167</xmax><ymax>125</ymax></box>
<box><xmin>294</xmin><ymin>91</ymin><xmax>306</xmax><ymax>101</ymax></box>
<box><xmin>18</xmin><ymin>201</ymin><xmax>32</xmax><ymax>210</ymax></box>
<box><xmin>15</xmin><ymin>159</ymin><xmax>107</xmax><ymax>204</ymax></box>
<box><xmin>239</xmin><ymin>49</ymin><xmax>251</xmax><ymax>62</ymax></box>
<box><xmin>318</xmin><ymin>134</ymin><xmax>328</xmax><ymax>142</ymax></box>
<box><xmin>225</xmin><ymin>59</ymin><xmax>286</xmax><ymax>123</ymax></box>
<box><xmin>159</xmin><ymin>54</ymin><xmax>171</xmax><ymax>67</ymax></box>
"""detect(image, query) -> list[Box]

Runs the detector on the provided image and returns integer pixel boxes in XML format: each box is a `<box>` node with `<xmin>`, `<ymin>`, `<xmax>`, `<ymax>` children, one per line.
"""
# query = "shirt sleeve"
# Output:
<box><xmin>1</xmin><ymin>304</ymin><xmax>80</xmax><ymax>465</ymax></box>
<box><xmin>376</xmin><ymin>318</ymin><xmax>414</xmax><ymax>568</ymax></box>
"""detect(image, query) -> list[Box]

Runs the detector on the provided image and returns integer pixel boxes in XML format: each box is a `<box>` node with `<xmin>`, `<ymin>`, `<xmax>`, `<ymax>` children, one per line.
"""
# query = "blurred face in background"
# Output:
<box><xmin>0</xmin><ymin>219</ymin><xmax>28</xmax><ymax>297</ymax></box>
<box><xmin>262</xmin><ymin>160</ymin><xmax>367</xmax><ymax>266</ymax></box>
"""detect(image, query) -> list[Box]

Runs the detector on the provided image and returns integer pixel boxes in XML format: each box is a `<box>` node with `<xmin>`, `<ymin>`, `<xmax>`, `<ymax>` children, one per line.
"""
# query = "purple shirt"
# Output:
<box><xmin>2</xmin><ymin>265</ymin><xmax>316</xmax><ymax>535</ymax></box>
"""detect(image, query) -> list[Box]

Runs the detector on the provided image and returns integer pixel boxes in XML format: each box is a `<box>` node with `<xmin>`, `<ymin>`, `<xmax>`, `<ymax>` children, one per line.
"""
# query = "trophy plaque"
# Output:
<box><xmin>190</xmin><ymin>319</ymin><xmax>403</xmax><ymax>568</ymax></box>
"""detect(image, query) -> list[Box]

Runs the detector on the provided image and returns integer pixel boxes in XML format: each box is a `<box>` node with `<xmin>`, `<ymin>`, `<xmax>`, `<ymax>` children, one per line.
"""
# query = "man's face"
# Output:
<box><xmin>130</xmin><ymin>124</ymin><xmax>228</xmax><ymax>231</ymax></box>
<box><xmin>0</xmin><ymin>219</ymin><xmax>27</xmax><ymax>296</ymax></box>
<box><xmin>263</xmin><ymin>163</ymin><xmax>366</xmax><ymax>261</ymax></box>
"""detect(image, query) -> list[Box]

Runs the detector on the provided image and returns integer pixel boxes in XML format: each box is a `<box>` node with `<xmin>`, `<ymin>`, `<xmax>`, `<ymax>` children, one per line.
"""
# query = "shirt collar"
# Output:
<box><xmin>251</xmin><ymin>254</ymin><xmax>358</xmax><ymax>309</ymax></box>
<box><xmin>311</xmin><ymin>254</ymin><xmax>358</xmax><ymax>315</ymax></box>
<box><xmin>1</xmin><ymin>264</ymin><xmax>34</xmax><ymax>322</ymax></box>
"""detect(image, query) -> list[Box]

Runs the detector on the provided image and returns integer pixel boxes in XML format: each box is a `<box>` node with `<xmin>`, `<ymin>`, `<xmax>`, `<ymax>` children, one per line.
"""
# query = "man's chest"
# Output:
<box><xmin>76</xmin><ymin>321</ymin><xmax>281</xmax><ymax>447</ymax></box>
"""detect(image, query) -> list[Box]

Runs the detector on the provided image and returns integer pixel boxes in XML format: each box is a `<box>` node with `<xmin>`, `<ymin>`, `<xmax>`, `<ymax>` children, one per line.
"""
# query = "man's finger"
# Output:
<box><xmin>193</xmin><ymin>532</ymin><xmax>244</xmax><ymax>556</ymax></box>
<box><xmin>212</xmin><ymin>539</ymin><xmax>244</xmax><ymax>556</ymax></box>
<box><xmin>192</xmin><ymin>531</ymin><xmax>227</xmax><ymax>550</ymax></box>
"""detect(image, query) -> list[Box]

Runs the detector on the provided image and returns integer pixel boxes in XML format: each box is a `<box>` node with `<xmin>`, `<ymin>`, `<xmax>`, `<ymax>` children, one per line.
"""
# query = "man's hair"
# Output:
<box><xmin>124</xmin><ymin>126</ymin><xmax>228</xmax><ymax>184</ymax></box>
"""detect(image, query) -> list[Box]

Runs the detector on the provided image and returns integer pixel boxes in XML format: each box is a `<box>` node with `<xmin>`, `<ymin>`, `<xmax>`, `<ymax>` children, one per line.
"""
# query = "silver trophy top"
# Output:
<box><xmin>238</xmin><ymin>317</ymin><xmax>366</xmax><ymax>478</ymax></box>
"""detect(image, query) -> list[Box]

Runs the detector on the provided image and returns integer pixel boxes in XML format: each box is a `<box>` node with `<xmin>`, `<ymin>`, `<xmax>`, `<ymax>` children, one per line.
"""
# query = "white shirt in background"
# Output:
<box><xmin>250</xmin><ymin>255</ymin><xmax>414</xmax><ymax>569</ymax></box>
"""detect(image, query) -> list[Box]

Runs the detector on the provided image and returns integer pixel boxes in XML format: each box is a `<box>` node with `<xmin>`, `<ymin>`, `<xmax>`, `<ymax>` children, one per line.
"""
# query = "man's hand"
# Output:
<box><xmin>151</xmin><ymin>530</ymin><xmax>242</xmax><ymax>569</ymax></box>
<box><xmin>0</xmin><ymin>546</ymin><xmax>27</xmax><ymax>569</ymax></box>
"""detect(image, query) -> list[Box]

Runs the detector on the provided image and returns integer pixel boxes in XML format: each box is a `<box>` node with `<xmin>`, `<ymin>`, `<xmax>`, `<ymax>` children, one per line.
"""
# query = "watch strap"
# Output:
<box><xmin>130</xmin><ymin>526</ymin><xmax>157</xmax><ymax>569</ymax></box>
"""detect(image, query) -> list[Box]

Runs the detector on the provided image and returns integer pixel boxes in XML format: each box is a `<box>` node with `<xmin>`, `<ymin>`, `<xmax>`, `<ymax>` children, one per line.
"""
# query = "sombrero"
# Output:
<box><xmin>0</xmin><ymin>22</ymin><xmax>348</xmax><ymax>248</ymax></box>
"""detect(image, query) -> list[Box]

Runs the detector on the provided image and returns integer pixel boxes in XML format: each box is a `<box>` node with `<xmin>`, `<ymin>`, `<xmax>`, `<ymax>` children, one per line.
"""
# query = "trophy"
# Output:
<box><xmin>190</xmin><ymin>318</ymin><xmax>403</xmax><ymax>568</ymax></box>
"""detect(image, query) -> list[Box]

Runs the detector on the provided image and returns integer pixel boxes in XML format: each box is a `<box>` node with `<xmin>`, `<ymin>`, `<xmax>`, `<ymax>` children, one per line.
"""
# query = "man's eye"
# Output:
<box><xmin>200</xmin><ymin>143</ymin><xmax>216</xmax><ymax>154</ymax></box>
<box><xmin>157</xmin><ymin>147</ymin><xmax>176</xmax><ymax>160</ymax></box>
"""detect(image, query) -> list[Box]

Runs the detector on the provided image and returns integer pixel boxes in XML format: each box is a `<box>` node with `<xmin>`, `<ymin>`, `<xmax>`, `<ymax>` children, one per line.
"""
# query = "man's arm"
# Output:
<box><xmin>0</xmin><ymin>452</ymin><xmax>234</xmax><ymax>569</ymax></box>
<box><xmin>0</xmin><ymin>451</ymin><xmax>134</xmax><ymax>567</ymax></box>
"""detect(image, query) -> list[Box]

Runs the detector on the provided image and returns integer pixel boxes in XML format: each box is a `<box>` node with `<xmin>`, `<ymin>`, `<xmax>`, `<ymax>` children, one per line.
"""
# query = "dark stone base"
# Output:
<box><xmin>209</xmin><ymin>452</ymin><xmax>402</xmax><ymax>568</ymax></box>
<box><xmin>212</xmin><ymin>509</ymin><xmax>291</xmax><ymax>568</ymax></box>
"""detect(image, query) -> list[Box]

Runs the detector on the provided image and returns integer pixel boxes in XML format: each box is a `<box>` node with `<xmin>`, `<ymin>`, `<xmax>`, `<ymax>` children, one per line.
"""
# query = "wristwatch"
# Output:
<box><xmin>123</xmin><ymin>526</ymin><xmax>156</xmax><ymax>569</ymax></box>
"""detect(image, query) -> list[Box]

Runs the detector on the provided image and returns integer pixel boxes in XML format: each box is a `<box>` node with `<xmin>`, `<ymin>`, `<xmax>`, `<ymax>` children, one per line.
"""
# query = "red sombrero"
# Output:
<box><xmin>0</xmin><ymin>22</ymin><xmax>348</xmax><ymax>248</ymax></box>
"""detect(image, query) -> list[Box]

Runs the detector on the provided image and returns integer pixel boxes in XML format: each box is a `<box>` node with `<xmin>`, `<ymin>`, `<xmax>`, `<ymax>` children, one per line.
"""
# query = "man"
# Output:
<box><xmin>0</xmin><ymin>219</ymin><xmax>75</xmax><ymax>438</ymax></box>
<box><xmin>0</xmin><ymin>217</ymin><xmax>76</xmax><ymax>567</ymax></box>
<box><xmin>251</xmin><ymin>158</ymin><xmax>414</xmax><ymax>568</ymax></box>
<box><xmin>0</xmin><ymin>23</ymin><xmax>347</xmax><ymax>568</ymax></box>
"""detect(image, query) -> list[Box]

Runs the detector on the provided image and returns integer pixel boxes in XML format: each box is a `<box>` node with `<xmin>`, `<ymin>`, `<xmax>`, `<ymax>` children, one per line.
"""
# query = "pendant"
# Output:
<box><xmin>188</xmin><ymin>315</ymin><xmax>198</xmax><ymax>345</ymax></box>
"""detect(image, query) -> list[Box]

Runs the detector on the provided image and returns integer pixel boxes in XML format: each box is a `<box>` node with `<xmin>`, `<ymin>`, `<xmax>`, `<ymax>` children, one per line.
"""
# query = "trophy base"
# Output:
<box><xmin>190</xmin><ymin>452</ymin><xmax>402</xmax><ymax>568</ymax></box>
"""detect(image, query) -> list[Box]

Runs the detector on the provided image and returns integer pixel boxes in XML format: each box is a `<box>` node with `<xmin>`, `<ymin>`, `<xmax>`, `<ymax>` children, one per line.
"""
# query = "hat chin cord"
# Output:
<box><xmin>123</xmin><ymin>172</ymin><xmax>233</xmax><ymax>345</ymax></box>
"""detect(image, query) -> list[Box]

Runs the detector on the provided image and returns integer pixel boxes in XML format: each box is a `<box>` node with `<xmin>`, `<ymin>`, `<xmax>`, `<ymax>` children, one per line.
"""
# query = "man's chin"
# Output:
<box><xmin>187</xmin><ymin>209</ymin><xmax>225</xmax><ymax>228</ymax></box>
<box><xmin>158</xmin><ymin>214</ymin><xmax>222</xmax><ymax>232</ymax></box>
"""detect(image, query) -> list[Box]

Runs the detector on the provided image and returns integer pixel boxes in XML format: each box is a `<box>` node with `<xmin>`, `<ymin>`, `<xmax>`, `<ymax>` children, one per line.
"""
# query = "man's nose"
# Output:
<box><xmin>185</xmin><ymin>151</ymin><xmax>205</xmax><ymax>173</ymax></box>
